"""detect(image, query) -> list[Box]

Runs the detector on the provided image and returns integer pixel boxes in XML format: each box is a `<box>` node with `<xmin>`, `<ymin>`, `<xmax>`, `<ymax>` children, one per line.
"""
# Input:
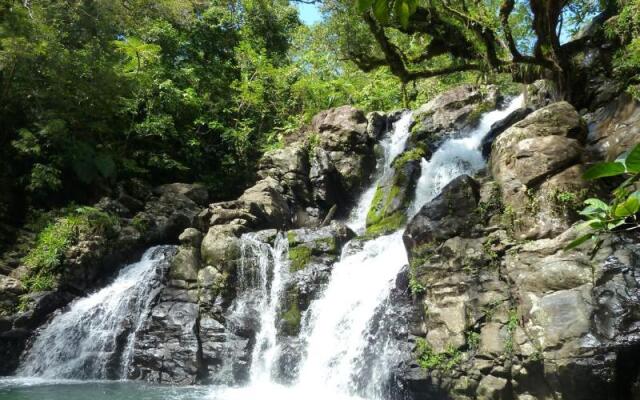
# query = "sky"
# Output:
<box><xmin>294</xmin><ymin>2</ymin><xmax>323</xmax><ymax>25</ymax></box>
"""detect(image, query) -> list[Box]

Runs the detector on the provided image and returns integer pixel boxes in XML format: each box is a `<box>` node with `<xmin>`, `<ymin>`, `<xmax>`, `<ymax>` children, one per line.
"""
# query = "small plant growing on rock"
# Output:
<box><xmin>566</xmin><ymin>143</ymin><xmax>640</xmax><ymax>253</ymax></box>
<box><xmin>416</xmin><ymin>338</ymin><xmax>462</xmax><ymax>371</ymax></box>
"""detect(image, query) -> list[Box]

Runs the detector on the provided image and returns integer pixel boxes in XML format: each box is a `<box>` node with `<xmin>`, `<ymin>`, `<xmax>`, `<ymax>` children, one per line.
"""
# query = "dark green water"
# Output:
<box><xmin>0</xmin><ymin>379</ymin><xmax>211</xmax><ymax>400</ymax></box>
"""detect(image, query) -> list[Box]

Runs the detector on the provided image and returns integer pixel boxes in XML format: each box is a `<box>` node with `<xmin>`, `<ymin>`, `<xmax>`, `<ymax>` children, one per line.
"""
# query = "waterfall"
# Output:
<box><xmin>411</xmin><ymin>95</ymin><xmax>524</xmax><ymax>215</ymax></box>
<box><xmin>215</xmin><ymin>98</ymin><xmax>525</xmax><ymax>400</ymax></box>
<box><xmin>238</xmin><ymin>232</ymin><xmax>290</xmax><ymax>382</ymax></box>
<box><xmin>295</xmin><ymin>231</ymin><xmax>407</xmax><ymax>395</ymax></box>
<box><xmin>10</xmin><ymin>97</ymin><xmax>525</xmax><ymax>400</ymax></box>
<box><xmin>347</xmin><ymin>111</ymin><xmax>413</xmax><ymax>233</ymax></box>
<box><xmin>17</xmin><ymin>246</ymin><xmax>175</xmax><ymax>380</ymax></box>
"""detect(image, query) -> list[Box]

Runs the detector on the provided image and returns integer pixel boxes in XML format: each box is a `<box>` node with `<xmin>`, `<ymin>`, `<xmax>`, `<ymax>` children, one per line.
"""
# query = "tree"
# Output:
<box><xmin>337</xmin><ymin>0</ymin><xmax>617</xmax><ymax>101</ymax></box>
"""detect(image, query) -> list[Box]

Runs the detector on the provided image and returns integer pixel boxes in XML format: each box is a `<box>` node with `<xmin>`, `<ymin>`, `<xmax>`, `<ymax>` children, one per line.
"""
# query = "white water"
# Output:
<box><xmin>296</xmin><ymin>231</ymin><xmax>407</xmax><ymax>395</ymax></box>
<box><xmin>411</xmin><ymin>95</ymin><xmax>524</xmax><ymax>215</ymax></box>
<box><xmin>347</xmin><ymin>111</ymin><xmax>413</xmax><ymax>233</ymax></box>
<box><xmin>239</xmin><ymin>232</ymin><xmax>290</xmax><ymax>383</ymax></box>
<box><xmin>12</xmin><ymin>98</ymin><xmax>523</xmax><ymax>400</ymax></box>
<box><xmin>18</xmin><ymin>246</ymin><xmax>174</xmax><ymax>379</ymax></box>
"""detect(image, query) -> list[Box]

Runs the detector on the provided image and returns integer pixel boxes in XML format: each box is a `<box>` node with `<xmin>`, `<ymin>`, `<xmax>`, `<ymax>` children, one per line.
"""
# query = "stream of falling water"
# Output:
<box><xmin>17</xmin><ymin>246</ymin><xmax>175</xmax><ymax>380</ymax></box>
<box><xmin>7</xmin><ymin>96</ymin><xmax>524</xmax><ymax>400</ymax></box>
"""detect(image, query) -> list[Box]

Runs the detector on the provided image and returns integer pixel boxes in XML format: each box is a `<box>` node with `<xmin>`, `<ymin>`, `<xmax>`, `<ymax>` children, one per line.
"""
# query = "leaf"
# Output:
<box><xmin>582</xmin><ymin>198</ymin><xmax>610</xmax><ymax>211</ymax></box>
<box><xmin>583</xmin><ymin>161</ymin><xmax>626</xmax><ymax>180</ymax></box>
<box><xmin>622</xmin><ymin>143</ymin><xmax>640</xmax><ymax>173</ymax></box>
<box><xmin>357</xmin><ymin>0</ymin><xmax>375</xmax><ymax>12</ymax></box>
<box><xmin>406</xmin><ymin>0</ymin><xmax>418</xmax><ymax>14</ymax></box>
<box><xmin>396</xmin><ymin>0</ymin><xmax>410</xmax><ymax>28</ymax></box>
<box><xmin>565</xmin><ymin>233</ymin><xmax>593</xmax><ymax>250</ymax></box>
<box><xmin>373</xmin><ymin>0</ymin><xmax>390</xmax><ymax>23</ymax></box>
<box><xmin>614</xmin><ymin>193</ymin><xmax>640</xmax><ymax>217</ymax></box>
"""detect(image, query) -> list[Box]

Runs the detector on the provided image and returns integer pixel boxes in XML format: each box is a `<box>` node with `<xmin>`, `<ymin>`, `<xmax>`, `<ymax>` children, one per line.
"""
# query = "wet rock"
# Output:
<box><xmin>403</xmin><ymin>175</ymin><xmax>480</xmax><ymax>256</ymax></box>
<box><xmin>481</xmin><ymin>107</ymin><xmax>533</xmax><ymax>158</ymax></box>
<box><xmin>410</xmin><ymin>85</ymin><xmax>499</xmax><ymax>153</ymax></box>
<box><xmin>366</xmin><ymin>149</ymin><xmax>422</xmax><ymax>237</ymax></box>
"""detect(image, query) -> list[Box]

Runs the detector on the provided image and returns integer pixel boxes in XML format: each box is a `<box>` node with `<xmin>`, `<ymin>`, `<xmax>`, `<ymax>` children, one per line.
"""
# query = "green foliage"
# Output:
<box><xmin>505</xmin><ymin>309</ymin><xmax>519</xmax><ymax>354</ymax></box>
<box><xmin>606</xmin><ymin>0</ymin><xmax>640</xmax><ymax>99</ymax></box>
<box><xmin>392</xmin><ymin>148</ymin><xmax>425</xmax><ymax>169</ymax></box>
<box><xmin>288</xmin><ymin>245</ymin><xmax>313</xmax><ymax>272</ymax></box>
<box><xmin>22</xmin><ymin>206</ymin><xmax>118</xmax><ymax>291</ymax></box>
<box><xmin>566</xmin><ymin>143</ymin><xmax>640</xmax><ymax>252</ymax></box>
<box><xmin>416</xmin><ymin>338</ymin><xmax>462</xmax><ymax>371</ymax></box>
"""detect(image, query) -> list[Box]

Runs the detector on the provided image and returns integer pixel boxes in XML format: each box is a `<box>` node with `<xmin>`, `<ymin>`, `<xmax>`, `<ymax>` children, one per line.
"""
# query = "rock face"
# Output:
<box><xmin>130</xmin><ymin>228</ymin><xmax>250</xmax><ymax>385</ymax></box>
<box><xmin>409</xmin><ymin>85</ymin><xmax>499</xmax><ymax>154</ymax></box>
<box><xmin>0</xmin><ymin>181</ymin><xmax>206</xmax><ymax>376</ymax></box>
<box><xmin>312</xmin><ymin>105</ymin><xmax>378</xmax><ymax>199</ymax></box>
<box><xmin>200</xmin><ymin>105</ymin><xmax>382</xmax><ymax>229</ymax></box>
<box><xmin>586</xmin><ymin>93</ymin><xmax>640</xmax><ymax>162</ymax></box>
<box><xmin>403</xmin><ymin>175</ymin><xmax>480</xmax><ymax>255</ymax></box>
<box><xmin>490</xmin><ymin>101</ymin><xmax>589</xmax><ymax>240</ymax></box>
<box><xmin>366</xmin><ymin>150</ymin><xmax>423</xmax><ymax>237</ymax></box>
<box><xmin>397</xmin><ymin>170</ymin><xmax>640</xmax><ymax>400</ymax></box>
<box><xmin>393</xmin><ymin>92</ymin><xmax>640</xmax><ymax>400</ymax></box>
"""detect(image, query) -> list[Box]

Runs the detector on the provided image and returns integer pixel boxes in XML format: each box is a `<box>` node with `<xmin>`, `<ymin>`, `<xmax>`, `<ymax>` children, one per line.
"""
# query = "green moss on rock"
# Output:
<box><xmin>288</xmin><ymin>245</ymin><xmax>312</xmax><ymax>272</ymax></box>
<box><xmin>365</xmin><ymin>212</ymin><xmax>406</xmax><ymax>237</ymax></box>
<box><xmin>280</xmin><ymin>289</ymin><xmax>302</xmax><ymax>336</ymax></box>
<box><xmin>392</xmin><ymin>147</ymin><xmax>425</xmax><ymax>169</ymax></box>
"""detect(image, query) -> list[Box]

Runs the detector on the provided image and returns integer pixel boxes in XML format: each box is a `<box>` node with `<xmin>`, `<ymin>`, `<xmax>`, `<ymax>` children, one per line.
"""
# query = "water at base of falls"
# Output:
<box><xmin>5</xmin><ymin>97</ymin><xmax>524</xmax><ymax>400</ymax></box>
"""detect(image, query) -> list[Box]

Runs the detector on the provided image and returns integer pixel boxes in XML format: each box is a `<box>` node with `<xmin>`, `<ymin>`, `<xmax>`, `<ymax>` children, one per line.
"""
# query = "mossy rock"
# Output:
<box><xmin>365</xmin><ymin>212</ymin><xmax>406</xmax><ymax>237</ymax></box>
<box><xmin>279</xmin><ymin>287</ymin><xmax>302</xmax><ymax>336</ymax></box>
<box><xmin>365</xmin><ymin>150</ymin><xmax>422</xmax><ymax>237</ymax></box>
<box><xmin>288</xmin><ymin>245</ymin><xmax>312</xmax><ymax>272</ymax></box>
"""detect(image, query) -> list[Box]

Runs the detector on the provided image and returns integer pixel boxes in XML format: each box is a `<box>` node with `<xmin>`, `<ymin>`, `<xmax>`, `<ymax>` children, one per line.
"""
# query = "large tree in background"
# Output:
<box><xmin>332</xmin><ymin>0</ymin><xmax>618</xmax><ymax>100</ymax></box>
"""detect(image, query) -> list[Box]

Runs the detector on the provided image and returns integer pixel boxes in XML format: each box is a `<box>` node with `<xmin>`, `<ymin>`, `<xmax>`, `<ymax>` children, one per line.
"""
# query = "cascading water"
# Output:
<box><xmin>6</xmin><ymin>97</ymin><xmax>525</xmax><ymax>400</ymax></box>
<box><xmin>17</xmin><ymin>246</ymin><xmax>175</xmax><ymax>380</ymax></box>
<box><xmin>237</xmin><ymin>232</ymin><xmax>290</xmax><ymax>383</ymax></box>
<box><xmin>347</xmin><ymin>112</ymin><xmax>413</xmax><ymax>233</ymax></box>
<box><xmin>411</xmin><ymin>95</ymin><xmax>524</xmax><ymax>215</ymax></box>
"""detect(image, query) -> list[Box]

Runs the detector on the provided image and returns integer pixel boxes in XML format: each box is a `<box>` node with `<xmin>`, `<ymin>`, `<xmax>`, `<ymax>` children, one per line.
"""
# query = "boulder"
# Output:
<box><xmin>309</xmin><ymin>147</ymin><xmax>343</xmax><ymax>214</ymax></box>
<box><xmin>403</xmin><ymin>175</ymin><xmax>480</xmax><ymax>256</ymax></box>
<box><xmin>490</xmin><ymin>102</ymin><xmax>588</xmax><ymax>240</ymax></box>
<box><xmin>201</xmin><ymin>225</ymin><xmax>243</xmax><ymax>273</ymax></box>
<box><xmin>312</xmin><ymin>105</ymin><xmax>369</xmax><ymax>152</ymax></box>
<box><xmin>366</xmin><ymin>149</ymin><xmax>423</xmax><ymax>237</ymax></box>
<box><xmin>524</xmin><ymin>79</ymin><xmax>560</xmax><ymax>109</ymax></box>
<box><xmin>257</xmin><ymin>144</ymin><xmax>311</xmax><ymax>208</ymax></box>
<box><xmin>586</xmin><ymin>93</ymin><xmax>640</xmax><ymax>162</ymax></box>
<box><xmin>154</xmin><ymin>182</ymin><xmax>209</xmax><ymax>206</ymax></box>
<box><xmin>312</xmin><ymin>106</ymin><xmax>377</xmax><ymax>196</ymax></box>
<box><xmin>204</xmin><ymin>177</ymin><xmax>291</xmax><ymax>231</ymax></box>
<box><xmin>481</xmin><ymin>107</ymin><xmax>533</xmax><ymax>158</ymax></box>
